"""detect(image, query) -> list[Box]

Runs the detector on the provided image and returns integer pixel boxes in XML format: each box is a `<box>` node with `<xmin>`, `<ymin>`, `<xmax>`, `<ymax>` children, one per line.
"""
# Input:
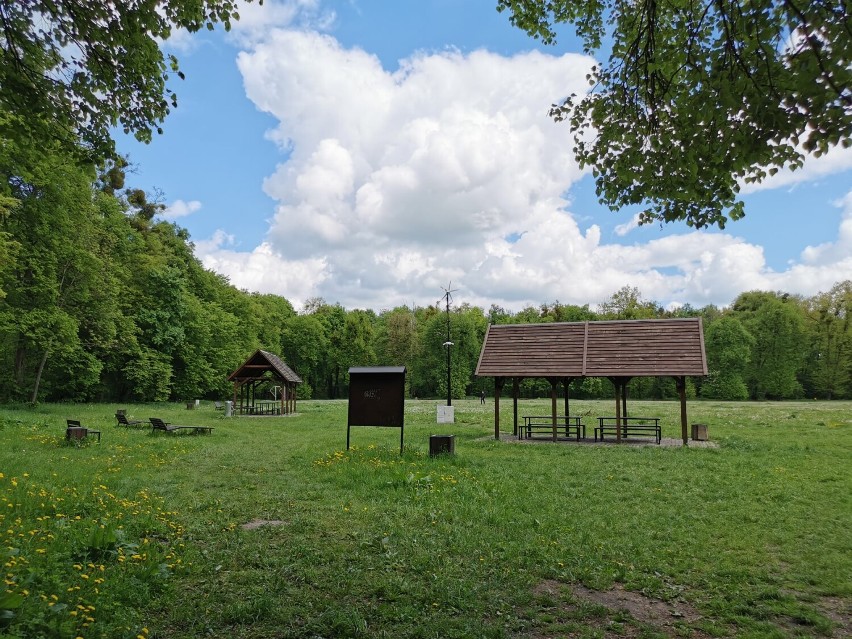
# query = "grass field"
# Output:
<box><xmin>1</xmin><ymin>399</ymin><xmax>849</xmax><ymax>638</ymax></box>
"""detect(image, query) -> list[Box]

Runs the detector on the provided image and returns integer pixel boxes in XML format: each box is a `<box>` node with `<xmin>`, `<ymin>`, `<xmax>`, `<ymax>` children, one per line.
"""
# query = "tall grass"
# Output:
<box><xmin>1</xmin><ymin>399</ymin><xmax>849</xmax><ymax>638</ymax></box>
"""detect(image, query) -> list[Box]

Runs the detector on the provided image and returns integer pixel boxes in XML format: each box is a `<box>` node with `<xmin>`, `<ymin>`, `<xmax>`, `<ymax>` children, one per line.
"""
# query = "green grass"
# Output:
<box><xmin>1</xmin><ymin>399</ymin><xmax>849</xmax><ymax>638</ymax></box>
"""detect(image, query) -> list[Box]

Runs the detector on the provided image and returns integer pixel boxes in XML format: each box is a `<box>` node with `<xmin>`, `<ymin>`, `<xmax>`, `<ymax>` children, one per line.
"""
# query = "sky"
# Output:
<box><xmin>116</xmin><ymin>0</ymin><xmax>852</xmax><ymax>313</ymax></box>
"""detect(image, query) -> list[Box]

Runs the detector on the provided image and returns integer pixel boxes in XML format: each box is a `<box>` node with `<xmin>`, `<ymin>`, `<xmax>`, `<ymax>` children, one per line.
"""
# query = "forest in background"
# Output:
<box><xmin>1</xmin><ymin>149</ymin><xmax>850</xmax><ymax>404</ymax></box>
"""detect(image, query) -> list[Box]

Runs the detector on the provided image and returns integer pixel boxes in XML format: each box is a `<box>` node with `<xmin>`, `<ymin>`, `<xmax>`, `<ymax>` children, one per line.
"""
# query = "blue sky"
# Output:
<box><xmin>117</xmin><ymin>0</ymin><xmax>852</xmax><ymax>312</ymax></box>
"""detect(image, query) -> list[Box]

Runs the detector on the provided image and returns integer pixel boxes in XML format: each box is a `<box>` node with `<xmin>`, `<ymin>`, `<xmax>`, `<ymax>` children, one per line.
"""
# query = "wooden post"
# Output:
<box><xmin>494</xmin><ymin>377</ymin><xmax>505</xmax><ymax>440</ymax></box>
<box><xmin>677</xmin><ymin>376</ymin><xmax>688</xmax><ymax>445</ymax></box>
<box><xmin>622</xmin><ymin>381</ymin><xmax>628</xmax><ymax>419</ymax></box>
<box><xmin>549</xmin><ymin>377</ymin><xmax>558</xmax><ymax>442</ymax></box>
<box><xmin>563</xmin><ymin>378</ymin><xmax>571</xmax><ymax>417</ymax></box>
<box><xmin>613</xmin><ymin>378</ymin><xmax>622</xmax><ymax>443</ymax></box>
<box><xmin>512</xmin><ymin>378</ymin><xmax>520</xmax><ymax>437</ymax></box>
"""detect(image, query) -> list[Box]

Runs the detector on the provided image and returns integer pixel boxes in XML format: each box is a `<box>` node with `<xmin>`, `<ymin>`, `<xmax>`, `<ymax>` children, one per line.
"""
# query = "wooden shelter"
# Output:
<box><xmin>475</xmin><ymin>318</ymin><xmax>707</xmax><ymax>444</ymax></box>
<box><xmin>227</xmin><ymin>350</ymin><xmax>302</xmax><ymax>415</ymax></box>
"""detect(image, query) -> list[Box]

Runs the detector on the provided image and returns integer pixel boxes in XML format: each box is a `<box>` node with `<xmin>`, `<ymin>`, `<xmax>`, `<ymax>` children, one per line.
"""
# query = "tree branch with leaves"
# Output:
<box><xmin>497</xmin><ymin>0</ymin><xmax>851</xmax><ymax>228</ymax></box>
<box><xmin>0</xmin><ymin>0</ymin><xmax>259</xmax><ymax>161</ymax></box>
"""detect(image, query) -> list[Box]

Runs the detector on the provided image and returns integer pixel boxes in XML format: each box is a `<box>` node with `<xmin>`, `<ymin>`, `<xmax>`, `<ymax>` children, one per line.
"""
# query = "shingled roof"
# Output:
<box><xmin>475</xmin><ymin>318</ymin><xmax>707</xmax><ymax>378</ymax></box>
<box><xmin>228</xmin><ymin>349</ymin><xmax>302</xmax><ymax>383</ymax></box>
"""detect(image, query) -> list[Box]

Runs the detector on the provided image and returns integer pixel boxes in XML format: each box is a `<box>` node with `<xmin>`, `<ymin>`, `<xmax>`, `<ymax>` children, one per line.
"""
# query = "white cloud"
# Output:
<box><xmin>163</xmin><ymin>199</ymin><xmax>202</xmax><ymax>219</ymax></box>
<box><xmin>797</xmin><ymin>191</ymin><xmax>852</xmax><ymax>267</ymax></box>
<box><xmin>228</xmin><ymin>0</ymin><xmax>334</xmax><ymax>45</ymax></box>
<box><xmin>613</xmin><ymin>213</ymin><xmax>641</xmax><ymax>237</ymax></box>
<box><xmin>195</xmin><ymin>29</ymin><xmax>852</xmax><ymax>311</ymax></box>
<box><xmin>161</xmin><ymin>1</ymin><xmax>331</xmax><ymax>52</ymax></box>
<box><xmin>160</xmin><ymin>27</ymin><xmax>199</xmax><ymax>54</ymax></box>
<box><xmin>196</xmin><ymin>234</ymin><xmax>330</xmax><ymax>303</ymax></box>
<box><xmin>739</xmin><ymin>143</ymin><xmax>852</xmax><ymax>194</ymax></box>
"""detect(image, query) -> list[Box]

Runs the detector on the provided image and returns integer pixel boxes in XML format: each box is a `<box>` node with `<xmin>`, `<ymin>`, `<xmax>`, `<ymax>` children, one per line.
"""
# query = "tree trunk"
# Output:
<box><xmin>31</xmin><ymin>348</ymin><xmax>49</xmax><ymax>403</ymax></box>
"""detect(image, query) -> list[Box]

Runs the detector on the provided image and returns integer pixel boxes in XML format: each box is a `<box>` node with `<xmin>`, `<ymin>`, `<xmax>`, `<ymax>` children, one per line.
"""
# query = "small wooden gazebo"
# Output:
<box><xmin>475</xmin><ymin>318</ymin><xmax>707</xmax><ymax>444</ymax></box>
<box><xmin>228</xmin><ymin>350</ymin><xmax>302</xmax><ymax>415</ymax></box>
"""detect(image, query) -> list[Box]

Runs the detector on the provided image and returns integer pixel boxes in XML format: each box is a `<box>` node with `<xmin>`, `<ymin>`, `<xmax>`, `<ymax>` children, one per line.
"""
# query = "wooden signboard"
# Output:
<box><xmin>347</xmin><ymin>366</ymin><xmax>406</xmax><ymax>453</ymax></box>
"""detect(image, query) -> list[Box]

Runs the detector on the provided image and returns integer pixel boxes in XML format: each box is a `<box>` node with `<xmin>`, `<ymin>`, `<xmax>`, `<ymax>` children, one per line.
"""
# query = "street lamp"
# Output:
<box><xmin>443</xmin><ymin>340</ymin><xmax>454</xmax><ymax>406</ymax></box>
<box><xmin>439</xmin><ymin>282</ymin><xmax>457</xmax><ymax>407</ymax></box>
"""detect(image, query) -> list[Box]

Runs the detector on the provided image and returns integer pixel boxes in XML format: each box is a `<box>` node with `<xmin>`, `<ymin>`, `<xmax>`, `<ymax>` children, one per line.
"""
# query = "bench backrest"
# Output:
<box><xmin>149</xmin><ymin>417</ymin><xmax>167</xmax><ymax>430</ymax></box>
<box><xmin>116</xmin><ymin>413</ymin><xmax>129</xmax><ymax>425</ymax></box>
<box><xmin>67</xmin><ymin>419</ymin><xmax>81</xmax><ymax>428</ymax></box>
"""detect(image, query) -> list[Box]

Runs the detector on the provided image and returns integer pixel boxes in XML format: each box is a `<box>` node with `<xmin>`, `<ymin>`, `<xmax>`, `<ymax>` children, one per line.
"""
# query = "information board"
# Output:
<box><xmin>347</xmin><ymin>366</ymin><xmax>406</xmax><ymax>453</ymax></box>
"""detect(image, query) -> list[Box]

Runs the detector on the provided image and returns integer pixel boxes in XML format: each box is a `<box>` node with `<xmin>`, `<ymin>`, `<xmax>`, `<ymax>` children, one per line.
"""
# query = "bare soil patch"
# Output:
<box><xmin>818</xmin><ymin>595</ymin><xmax>850</xmax><ymax>637</ymax></box>
<box><xmin>528</xmin><ymin>579</ymin><xmax>712</xmax><ymax>638</ymax></box>
<box><xmin>571</xmin><ymin>582</ymin><xmax>703</xmax><ymax>627</ymax></box>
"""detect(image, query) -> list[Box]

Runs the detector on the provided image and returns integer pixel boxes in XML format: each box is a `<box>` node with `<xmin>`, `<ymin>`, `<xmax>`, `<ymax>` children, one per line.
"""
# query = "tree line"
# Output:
<box><xmin>0</xmin><ymin>145</ymin><xmax>849</xmax><ymax>403</ymax></box>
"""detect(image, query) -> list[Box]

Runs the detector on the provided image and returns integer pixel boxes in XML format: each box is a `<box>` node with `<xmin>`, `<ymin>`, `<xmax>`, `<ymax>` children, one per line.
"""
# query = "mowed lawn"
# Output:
<box><xmin>1</xmin><ymin>399</ymin><xmax>849</xmax><ymax>639</ymax></box>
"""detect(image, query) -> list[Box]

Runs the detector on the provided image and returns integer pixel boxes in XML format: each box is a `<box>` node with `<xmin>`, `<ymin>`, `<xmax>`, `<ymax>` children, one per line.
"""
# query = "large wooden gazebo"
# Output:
<box><xmin>475</xmin><ymin>318</ymin><xmax>707</xmax><ymax>444</ymax></box>
<box><xmin>228</xmin><ymin>350</ymin><xmax>302</xmax><ymax>415</ymax></box>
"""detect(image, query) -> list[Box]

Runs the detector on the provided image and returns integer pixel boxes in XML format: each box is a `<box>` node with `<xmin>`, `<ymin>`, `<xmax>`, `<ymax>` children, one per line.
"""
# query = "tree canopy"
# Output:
<box><xmin>497</xmin><ymin>0</ymin><xmax>852</xmax><ymax>229</ymax></box>
<box><xmin>0</xmin><ymin>0</ymin><xmax>255</xmax><ymax>161</ymax></box>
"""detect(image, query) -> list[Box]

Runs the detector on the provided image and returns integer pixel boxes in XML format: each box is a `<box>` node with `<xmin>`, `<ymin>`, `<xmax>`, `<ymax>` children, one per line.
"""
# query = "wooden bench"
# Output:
<box><xmin>66</xmin><ymin>419</ymin><xmax>101</xmax><ymax>442</ymax></box>
<box><xmin>115</xmin><ymin>413</ymin><xmax>144</xmax><ymax>427</ymax></box>
<box><xmin>213</xmin><ymin>401</ymin><xmax>225</xmax><ymax>411</ymax></box>
<box><xmin>594</xmin><ymin>417</ymin><xmax>661</xmax><ymax>444</ymax></box>
<box><xmin>520</xmin><ymin>415</ymin><xmax>586</xmax><ymax>441</ymax></box>
<box><xmin>149</xmin><ymin>417</ymin><xmax>213</xmax><ymax>435</ymax></box>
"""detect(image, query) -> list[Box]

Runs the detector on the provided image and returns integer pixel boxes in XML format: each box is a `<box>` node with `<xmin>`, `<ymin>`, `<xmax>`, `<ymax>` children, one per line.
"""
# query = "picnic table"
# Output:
<box><xmin>594</xmin><ymin>417</ymin><xmax>661</xmax><ymax>444</ymax></box>
<box><xmin>250</xmin><ymin>400</ymin><xmax>281</xmax><ymax>415</ymax></box>
<box><xmin>520</xmin><ymin>415</ymin><xmax>586</xmax><ymax>441</ymax></box>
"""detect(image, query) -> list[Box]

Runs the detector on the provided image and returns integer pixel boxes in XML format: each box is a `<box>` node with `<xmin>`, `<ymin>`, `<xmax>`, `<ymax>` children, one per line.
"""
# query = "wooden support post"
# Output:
<box><xmin>677</xmin><ymin>376</ymin><xmax>688</xmax><ymax>446</ymax></box>
<box><xmin>494</xmin><ymin>377</ymin><xmax>505</xmax><ymax>440</ymax></box>
<box><xmin>563</xmin><ymin>377</ymin><xmax>571</xmax><ymax>417</ymax></box>
<box><xmin>622</xmin><ymin>382</ymin><xmax>628</xmax><ymax>419</ymax></box>
<box><xmin>616</xmin><ymin>384</ymin><xmax>622</xmax><ymax>443</ymax></box>
<box><xmin>613</xmin><ymin>378</ymin><xmax>622</xmax><ymax>443</ymax></box>
<box><xmin>549</xmin><ymin>377</ymin><xmax>558</xmax><ymax>442</ymax></box>
<box><xmin>512</xmin><ymin>378</ymin><xmax>520</xmax><ymax>437</ymax></box>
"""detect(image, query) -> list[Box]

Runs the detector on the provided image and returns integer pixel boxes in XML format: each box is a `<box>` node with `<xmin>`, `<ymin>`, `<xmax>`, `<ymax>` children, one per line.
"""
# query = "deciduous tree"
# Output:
<box><xmin>730</xmin><ymin>291</ymin><xmax>806</xmax><ymax>399</ymax></box>
<box><xmin>498</xmin><ymin>0</ymin><xmax>851</xmax><ymax>228</ymax></box>
<box><xmin>702</xmin><ymin>316</ymin><xmax>753</xmax><ymax>400</ymax></box>
<box><xmin>803</xmin><ymin>281</ymin><xmax>852</xmax><ymax>399</ymax></box>
<box><xmin>0</xmin><ymin>0</ymin><xmax>257</xmax><ymax>160</ymax></box>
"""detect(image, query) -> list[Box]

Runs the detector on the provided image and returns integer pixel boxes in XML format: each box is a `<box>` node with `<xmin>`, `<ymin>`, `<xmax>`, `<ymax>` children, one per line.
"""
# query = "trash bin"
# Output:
<box><xmin>429</xmin><ymin>434</ymin><xmax>455</xmax><ymax>457</ymax></box>
<box><xmin>224</xmin><ymin>401</ymin><xmax>233</xmax><ymax>417</ymax></box>
<box><xmin>691</xmin><ymin>424</ymin><xmax>708</xmax><ymax>441</ymax></box>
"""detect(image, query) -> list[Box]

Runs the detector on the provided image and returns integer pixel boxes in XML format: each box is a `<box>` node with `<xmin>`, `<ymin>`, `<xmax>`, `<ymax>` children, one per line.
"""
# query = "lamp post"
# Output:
<box><xmin>443</xmin><ymin>340</ymin><xmax>454</xmax><ymax>406</ymax></box>
<box><xmin>439</xmin><ymin>283</ymin><xmax>457</xmax><ymax>407</ymax></box>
